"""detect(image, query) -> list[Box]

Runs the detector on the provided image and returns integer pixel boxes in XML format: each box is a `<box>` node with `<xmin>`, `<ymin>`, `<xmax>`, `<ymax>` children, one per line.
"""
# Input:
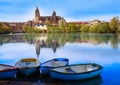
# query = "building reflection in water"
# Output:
<box><xmin>51</xmin><ymin>39</ymin><xmax>59</xmax><ymax>54</ymax></box>
<box><xmin>35</xmin><ymin>38</ymin><xmax>59</xmax><ymax>57</ymax></box>
<box><xmin>36</xmin><ymin>40</ymin><xmax>41</xmax><ymax>58</ymax></box>
<box><xmin>35</xmin><ymin>35</ymin><xmax>47</xmax><ymax>57</ymax></box>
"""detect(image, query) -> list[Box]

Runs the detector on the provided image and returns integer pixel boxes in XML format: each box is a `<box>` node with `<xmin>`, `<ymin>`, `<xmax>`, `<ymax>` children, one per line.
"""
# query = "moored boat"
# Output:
<box><xmin>40</xmin><ymin>58</ymin><xmax>69</xmax><ymax>75</ymax></box>
<box><xmin>50</xmin><ymin>63</ymin><xmax>103</xmax><ymax>80</ymax></box>
<box><xmin>0</xmin><ymin>64</ymin><xmax>16</xmax><ymax>79</ymax></box>
<box><xmin>15</xmin><ymin>58</ymin><xmax>40</xmax><ymax>76</ymax></box>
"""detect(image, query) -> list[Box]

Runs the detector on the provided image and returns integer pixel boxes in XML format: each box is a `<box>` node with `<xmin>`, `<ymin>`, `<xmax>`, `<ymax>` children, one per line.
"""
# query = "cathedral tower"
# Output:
<box><xmin>52</xmin><ymin>10</ymin><xmax>56</xmax><ymax>16</ymax></box>
<box><xmin>35</xmin><ymin>6</ymin><xmax>40</xmax><ymax>22</ymax></box>
<box><xmin>52</xmin><ymin>10</ymin><xmax>57</xmax><ymax>22</ymax></box>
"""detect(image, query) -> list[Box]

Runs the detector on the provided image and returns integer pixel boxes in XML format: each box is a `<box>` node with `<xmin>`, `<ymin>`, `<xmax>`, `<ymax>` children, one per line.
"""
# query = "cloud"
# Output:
<box><xmin>0</xmin><ymin>8</ymin><xmax>34</xmax><ymax>22</ymax></box>
<box><xmin>66</xmin><ymin>14</ymin><xmax>120</xmax><ymax>22</ymax></box>
<box><xmin>0</xmin><ymin>0</ymin><xmax>120</xmax><ymax>22</ymax></box>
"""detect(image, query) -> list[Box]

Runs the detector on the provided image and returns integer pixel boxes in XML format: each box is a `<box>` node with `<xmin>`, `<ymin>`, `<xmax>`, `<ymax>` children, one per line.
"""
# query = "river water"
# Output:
<box><xmin>0</xmin><ymin>33</ymin><xmax>120</xmax><ymax>85</ymax></box>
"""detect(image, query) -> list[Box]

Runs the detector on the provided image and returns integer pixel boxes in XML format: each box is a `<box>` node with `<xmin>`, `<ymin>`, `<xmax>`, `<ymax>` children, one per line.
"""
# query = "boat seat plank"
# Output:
<box><xmin>65</xmin><ymin>67</ymin><xmax>76</xmax><ymax>73</ymax></box>
<box><xmin>69</xmin><ymin>65</ymin><xmax>98</xmax><ymax>73</ymax></box>
<box><xmin>22</xmin><ymin>58</ymin><xmax>36</xmax><ymax>62</ymax></box>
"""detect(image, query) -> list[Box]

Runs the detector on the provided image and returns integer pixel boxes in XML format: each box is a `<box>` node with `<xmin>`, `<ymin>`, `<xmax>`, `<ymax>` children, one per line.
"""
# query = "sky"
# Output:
<box><xmin>0</xmin><ymin>0</ymin><xmax>120</xmax><ymax>22</ymax></box>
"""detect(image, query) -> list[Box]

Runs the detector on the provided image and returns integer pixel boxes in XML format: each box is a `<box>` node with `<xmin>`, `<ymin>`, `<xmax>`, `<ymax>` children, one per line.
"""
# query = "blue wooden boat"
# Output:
<box><xmin>40</xmin><ymin>58</ymin><xmax>69</xmax><ymax>75</ymax></box>
<box><xmin>0</xmin><ymin>64</ymin><xmax>16</xmax><ymax>79</ymax></box>
<box><xmin>15</xmin><ymin>58</ymin><xmax>40</xmax><ymax>76</ymax></box>
<box><xmin>50</xmin><ymin>63</ymin><xmax>103</xmax><ymax>80</ymax></box>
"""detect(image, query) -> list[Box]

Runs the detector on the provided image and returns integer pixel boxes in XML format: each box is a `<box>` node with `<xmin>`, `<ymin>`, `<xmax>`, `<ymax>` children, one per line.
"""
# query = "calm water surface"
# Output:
<box><xmin>0</xmin><ymin>33</ymin><xmax>120</xmax><ymax>85</ymax></box>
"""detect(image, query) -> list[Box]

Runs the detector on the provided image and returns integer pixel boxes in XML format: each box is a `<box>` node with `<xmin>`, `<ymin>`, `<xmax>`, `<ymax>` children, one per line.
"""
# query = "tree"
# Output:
<box><xmin>109</xmin><ymin>16</ymin><xmax>119</xmax><ymax>33</ymax></box>
<box><xmin>58</xmin><ymin>18</ymin><xmax>66</xmax><ymax>32</ymax></box>
<box><xmin>89</xmin><ymin>24</ymin><xmax>99</xmax><ymax>33</ymax></box>
<box><xmin>0</xmin><ymin>22</ymin><xmax>12</xmax><ymax>34</ymax></box>
<box><xmin>80</xmin><ymin>24</ymin><xmax>89</xmax><ymax>33</ymax></box>
<box><xmin>23</xmin><ymin>25</ymin><xmax>28</xmax><ymax>33</ymax></box>
<box><xmin>98</xmin><ymin>22</ymin><xmax>110</xmax><ymax>33</ymax></box>
<box><xmin>88</xmin><ymin>23</ymin><xmax>109</xmax><ymax>33</ymax></box>
<box><xmin>118</xmin><ymin>22</ymin><xmax>120</xmax><ymax>32</ymax></box>
<box><xmin>68</xmin><ymin>23</ymin><xmax>76</xmax><ymax>33</ymax></box>
<box><xmin>45</xmin><ymin>19</ymin><xmax>51</xmax><ymax>27</ymax></box>
<box><xmin>45</xmin><ymin>19</ymin><xmax>51</xmax><ymax>32</ymax></box>
<box><xmin>0</xmin><ymin>23</ymin><xmax>3</xmax><ymax>33</ymax></box>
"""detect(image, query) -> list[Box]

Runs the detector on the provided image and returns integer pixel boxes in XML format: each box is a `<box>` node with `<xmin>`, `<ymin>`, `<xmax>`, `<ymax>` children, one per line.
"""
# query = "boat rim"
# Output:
<box><xmin>50</xmin><ymin>63</ymin><xmax>103</xmax><ymax>75</ymax></box>
<box><xmin>40</xmin><ymin>58</ymin><xmax>68</xmax><ymax>67</ymax></box>
<box><xmin>0</xmin><ymin>64</ymin><xmax>16</xmax><ymax>72</ymax></box>
<box><xmin>15</xmin><ymin>58</ymin><xmax>40</xmax><ymax>69</ymax></box>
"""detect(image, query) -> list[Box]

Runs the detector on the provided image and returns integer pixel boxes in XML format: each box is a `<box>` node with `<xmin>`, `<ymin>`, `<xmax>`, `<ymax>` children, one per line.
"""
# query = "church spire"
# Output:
<box><xmin>36</xmin><ymin>6</ymin><xmax>39</xmax><ymax>11</ymax></box>
<box><xmin>52</xmin><ymin>10</ymin><xmax>56</xmax><ymax>16</ymax></box>
<box><xmin>35</xmin><ymin>6</ymin><xmax>40</xmax><ymax>22</ymax></box>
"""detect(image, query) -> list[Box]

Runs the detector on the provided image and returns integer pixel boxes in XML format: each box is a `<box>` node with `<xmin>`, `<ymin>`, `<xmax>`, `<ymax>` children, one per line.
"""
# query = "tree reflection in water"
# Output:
<box><xmin>0</xmin><ymin>33</ymin><xmax>119</xmax><ymax>49</ymax></box>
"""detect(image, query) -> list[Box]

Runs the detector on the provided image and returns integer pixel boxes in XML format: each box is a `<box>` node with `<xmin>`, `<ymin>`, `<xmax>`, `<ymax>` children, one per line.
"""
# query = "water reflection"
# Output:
<box><xmin>35</xmin><ymin>40</ymin><xmax>41</xmax><ymax>58</ymax></box>
<box><xmin>0</xmin><ymin>33</ymin><xmax>120</xmax><ymax>85</ymax></box>
<box><xmin>0</xmin><ymin>75</ymin><xmax>103</xmax><ymax>85</ymax></box>
<box><xmin>67</xmin><ymin>76</ymin><xmax>103</xmax><ymax>85</ymax></box>
<box><xmin>0</xmin><ymin>33</ymin><xmax>120</xmax><ymax>49</ymax></box>
<box><xmin>0</xmin><ymin>33</ymin><xmax>120</xmax><ymax>65</ymax></box>
<box><xmin>51</xmin><ymin>39</ymin><xmax>59</xmax><ymax>53</ymax></box>
<box><xmin>40</xmin><ymin>75</ymin><xmax>102</xmax><ymax>85</ymax></box>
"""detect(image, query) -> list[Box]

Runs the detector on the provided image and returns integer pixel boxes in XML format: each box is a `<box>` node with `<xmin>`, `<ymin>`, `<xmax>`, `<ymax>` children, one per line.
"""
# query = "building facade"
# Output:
<box><xmin>34</xmin><ymin>6</ymin><xmax>63</xmax><ymax>25</ymax></box>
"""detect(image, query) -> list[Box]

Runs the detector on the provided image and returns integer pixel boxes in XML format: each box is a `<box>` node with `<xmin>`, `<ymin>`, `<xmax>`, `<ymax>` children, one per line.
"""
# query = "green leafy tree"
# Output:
<box><xmin>0</xmin><ymin>23</ymin><xmax>3</xmax><ymax>33</ymax></box>
<box><xmin>80</xmin><ymin>24</ymin><xmax>89</xmax><ymax>33</ymax></box>
<box><xmin>89</xmin><ymin>25</ymin><xmax>98</xmax><ymax>33</ymax></box>
<box><xmin>58</xmin><ymin>18</ymin><xmax>66</xmax><ymax>28</ymax></box>
<box><xmin>68</xmin><ymin>23</ymin><xmax>76</xmax><ymax>33</ymax></box>
<box><xmin>58</xmin><ymin>18</ymin><xmax>66</xmax><ymax>32</ymax></box>
<box><xmin>45</xmin><ymin>19</ymin><xmax>51</xmax><ymax>32</ymax></box>
<box><xmin>65</xmin><ymin>26</ymin><xmax>70</xmax><ymax>33</ymax></box>
<box><xmin>109</xmin><ymin>16</ymin><xmax>119</xmax><ymax>33</ymax></box>
<box><xmin>0</xmin><ymin>23</ymin><xmax>12</xmax><ymax>34</ymax></box>
<box><xmin>98</xmin><ymin>22</ymin><xmax>110</xmax><ymax>33</ymax></box>
<box><xmin>23</xmin><ymin>25</ymin><xmax>28</xmax><ymax>33</ymax></box>
<box><xmin>45</xmin><ymin>19</ymin><xmax>51</xmax><ymax>27</ymax></box>
<box><xmin>118</xmin><ymin>22</ymin><xmax>120</xmax><ymax>32</ymax></box>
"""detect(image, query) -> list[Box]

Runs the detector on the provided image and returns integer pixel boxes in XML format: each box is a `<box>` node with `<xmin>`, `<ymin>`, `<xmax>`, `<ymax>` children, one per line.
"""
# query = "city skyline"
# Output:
<box><xmin>0</xmin><ymin>0</ymin><xmax>120</xmax><ymax>22</ymax></box>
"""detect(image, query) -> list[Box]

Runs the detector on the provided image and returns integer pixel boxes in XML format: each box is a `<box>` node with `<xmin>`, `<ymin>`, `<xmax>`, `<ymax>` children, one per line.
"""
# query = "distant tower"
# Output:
<box><xmin>35</xmin><ymin>6</ymin><xmax>40</xmax><ymax>22</ymax></box>
<box><xmin>52</xmin><ymin>10</ymin><xmax>56</xmax><ymax>22</ymax></box>
<box><xmin>52</xmin><ymin>10</ymin><xmax>56</xmax><ymax>16</ymax></box>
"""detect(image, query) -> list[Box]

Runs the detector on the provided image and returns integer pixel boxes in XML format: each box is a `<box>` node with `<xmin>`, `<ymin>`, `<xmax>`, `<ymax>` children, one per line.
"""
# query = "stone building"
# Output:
<box><xmin>34</xmin><ymin>6</ymin><xmax>63</xmax><ymax>25</ymax></box>
<box><xmin>87</xmin><ymin>19</ymin><xmax>102</xmax><ymax>26</ymax></box>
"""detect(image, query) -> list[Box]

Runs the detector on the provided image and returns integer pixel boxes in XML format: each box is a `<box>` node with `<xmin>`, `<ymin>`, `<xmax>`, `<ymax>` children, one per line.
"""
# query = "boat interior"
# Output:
<box><xmin>16</xmin><ymin>60</ymin><xmax>40</xmax><ymax>68</ymax></box>
<box><xmin>21</xmin><ymin>58</ymin><xmax>37</xmax><ymax>62</ymax></box>
<box><xmin>41</xmin><ymin>60</ymin><xmax>68</xmax><ymax>67</ymax></box>
<box><xmin>53</xmin><ymin>65</ymin><xmax>98</xmax><ymax>73</ymax></box>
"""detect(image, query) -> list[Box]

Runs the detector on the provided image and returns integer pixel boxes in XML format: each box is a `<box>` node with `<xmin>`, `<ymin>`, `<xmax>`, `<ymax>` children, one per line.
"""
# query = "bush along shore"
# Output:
<box><xmin>0</xmin><ymin>16</ymin><xmax>120</xmax><ymax>34</ymax></box>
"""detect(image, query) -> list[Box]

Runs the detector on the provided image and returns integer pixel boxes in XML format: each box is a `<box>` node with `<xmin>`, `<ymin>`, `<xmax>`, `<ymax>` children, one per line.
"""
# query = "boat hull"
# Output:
<box><xmin>40</xmin><ymin>58</ymin><xmax>69</xmax><ymax>75</ymax></box>
<box><xmin>0</xmin><ymin>70</ymin><xmax>16</xmax><ymax>79</ymax></box>
<box><xmin>15</xmin><ymin>58</ymin><xmax>40</xmax><ymax>76</ymax></box>
<box><xmin>17</xmin><ymin>67</ymin><xmax>39</xmax><ymax>76</ymax></box>
<box><xmin>51</xmin><ymin>69</ymin><xmax>102</xmax><ymax>80</ymax></box>
<box><xmin>0</xmin><ymin>64</ymin><xmax>16</xmax><ymax>79</ymax></box>
<box><xmin>50</xmin><ymin>63</ymin><xmax>103</xmax><ymax>80</ymax></box>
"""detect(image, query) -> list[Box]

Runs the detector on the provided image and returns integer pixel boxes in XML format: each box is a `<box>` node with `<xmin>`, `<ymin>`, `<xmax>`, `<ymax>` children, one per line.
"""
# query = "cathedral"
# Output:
<box><xmin>34</xmin><ymin>6</ymin><xmax>63</xmax><ymax>25</ymax></box>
